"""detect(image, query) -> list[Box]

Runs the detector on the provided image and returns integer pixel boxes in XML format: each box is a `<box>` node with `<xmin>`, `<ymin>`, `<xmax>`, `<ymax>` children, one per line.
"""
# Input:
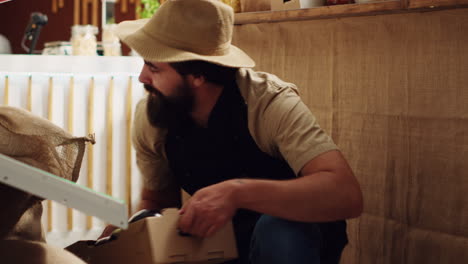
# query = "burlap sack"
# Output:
<box><xmin>0</xmin><ymin>239</ymin><xmax>87</xmax><ymax>264</ymax></box>
<box><xmin>0</xmin><ymin>106</ymin><xmax>94</xmax><ymax>263</ymax></box>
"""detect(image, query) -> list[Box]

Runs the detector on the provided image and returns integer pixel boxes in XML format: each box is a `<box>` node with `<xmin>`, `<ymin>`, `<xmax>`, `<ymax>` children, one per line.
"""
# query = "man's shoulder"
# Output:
<box><xmin>235</xmin><ymin>68</ymin><xmax>299</xmax><ymax>101</ymax></box>
<box><xmin>234</xmin><ymin>69</ymin><xmax>304</xmax><ymax>159</ymax></box>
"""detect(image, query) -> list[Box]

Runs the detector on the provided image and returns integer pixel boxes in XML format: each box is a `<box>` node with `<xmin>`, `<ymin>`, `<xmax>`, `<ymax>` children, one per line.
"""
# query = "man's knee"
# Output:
<box><xmin>249</xmin><ymin>215</ymin><xmax>322</xmax><ymax>264</ymax></box>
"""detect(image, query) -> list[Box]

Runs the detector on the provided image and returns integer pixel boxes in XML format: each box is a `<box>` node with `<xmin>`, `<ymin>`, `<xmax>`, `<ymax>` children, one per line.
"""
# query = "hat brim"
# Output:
<box><xmin>116</xmin><ymin>19</ymin><xmax>255</xmax><ymax>68</ymax></box>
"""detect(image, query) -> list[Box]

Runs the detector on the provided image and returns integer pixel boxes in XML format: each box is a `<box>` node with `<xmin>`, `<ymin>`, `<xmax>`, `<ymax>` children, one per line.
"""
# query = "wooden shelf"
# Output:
<box><xmin>234</xmin><ymin>1</ymin><xmax>402</xmax><ymax>24</ymax></box>
<box><xmin>409</xmin><ymin>0</ymin><xmax>468</xmax><ymax>8</ymax></box>
<box><xmin>234</xmin><ymin>0</ymin><xmax>468</xmax><ymax>24</ymax></box>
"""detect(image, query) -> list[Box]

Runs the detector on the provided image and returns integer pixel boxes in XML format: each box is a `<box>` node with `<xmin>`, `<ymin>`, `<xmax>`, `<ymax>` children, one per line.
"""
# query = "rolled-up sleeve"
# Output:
<box><xmin>263</xmin><ymin>86</ymin><xmax>338</xmax><ymax>176</ymax></box>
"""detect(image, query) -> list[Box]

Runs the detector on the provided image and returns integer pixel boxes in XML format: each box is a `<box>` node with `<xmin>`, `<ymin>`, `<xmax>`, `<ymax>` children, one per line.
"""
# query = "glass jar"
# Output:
<box><xmin>70</xmin><ymin>25</ymin><xmax>82</xmax><ymax>55</ymax></box>
<box><xmin>42</xmin><ymin>41</ymin><xmax>72</xmax><ymax>55</ymax></box>
<box><xmin>71</xmin><ymin>25</ymin><xmax>98</xmax><ymax>56</ymax></box>
<box><xmin>102</xmin><ymin>24</ymin><xmax>121</xmax><ymax>56</ymax></box>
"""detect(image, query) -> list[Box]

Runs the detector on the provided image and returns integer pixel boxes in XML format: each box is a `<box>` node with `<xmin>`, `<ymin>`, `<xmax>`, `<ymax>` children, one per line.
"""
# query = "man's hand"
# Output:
<box><xmin>177</xmin><ymin>180</ymin><xmax>240</xmax><ymax>238</ymax></box>
<box><xmin>98</xmin><ymin>225</ymin><xmax>119</xmax><ymax>239</ymax></box>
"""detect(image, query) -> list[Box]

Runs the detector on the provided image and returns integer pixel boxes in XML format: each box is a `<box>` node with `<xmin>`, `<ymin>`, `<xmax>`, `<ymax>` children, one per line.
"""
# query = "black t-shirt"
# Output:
<box><xmin>165</xmin><ymin>82</ymin><xmax>347</xmax><ymax>263</ymax></box>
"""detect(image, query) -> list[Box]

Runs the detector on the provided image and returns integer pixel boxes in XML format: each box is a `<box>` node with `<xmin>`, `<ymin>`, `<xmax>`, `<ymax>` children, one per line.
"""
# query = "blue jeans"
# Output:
<box><xmin>240</xmin><ymin>215</ymin><xmax>345</xmax><ymax>264</ymax></box>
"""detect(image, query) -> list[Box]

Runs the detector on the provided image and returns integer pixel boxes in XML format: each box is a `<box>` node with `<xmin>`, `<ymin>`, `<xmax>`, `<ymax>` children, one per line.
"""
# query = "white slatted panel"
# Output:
<box><xmin>0</xmin><ymin>55</ymin><xmax>146</xmax><ymax>248</ymax></box>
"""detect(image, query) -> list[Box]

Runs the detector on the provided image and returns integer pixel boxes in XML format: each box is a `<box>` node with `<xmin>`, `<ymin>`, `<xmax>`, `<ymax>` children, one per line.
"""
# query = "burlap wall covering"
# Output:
<box><xmin>0</xmin><ymin>106</ymin><xmax>94</xmax><ymax>263</ymax></box>
<box><xmin>233</xmin><ymin>8</ymin><xmax>468</xmax><ymax>264</ymax></box>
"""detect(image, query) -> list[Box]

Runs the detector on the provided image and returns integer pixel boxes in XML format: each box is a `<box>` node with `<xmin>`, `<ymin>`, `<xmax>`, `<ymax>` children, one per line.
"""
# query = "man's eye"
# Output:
<box><xmin>149</xmin><ymin>67</ymin><xmax>158</xmax><ymax>72</ymax></box>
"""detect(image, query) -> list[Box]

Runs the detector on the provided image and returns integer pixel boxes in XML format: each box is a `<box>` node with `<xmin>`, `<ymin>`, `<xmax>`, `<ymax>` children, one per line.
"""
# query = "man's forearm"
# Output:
<box><xmin>137</xmin><ymin>187</ymin><xmax>182</xmax><ymax>212</ymax></box>
<box><xmin>232</xmin><ymin>172</ymin><xmax>362</xmax><ymax>222</ymax></box>
<box><xmin>137</xmin><ymin>199</ymin><xmax>166</xmax><ymax>211</ymax></box>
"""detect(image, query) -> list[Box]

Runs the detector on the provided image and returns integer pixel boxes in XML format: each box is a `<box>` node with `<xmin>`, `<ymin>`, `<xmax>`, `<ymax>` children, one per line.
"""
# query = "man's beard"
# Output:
<box><xmin>145</xmin><ymin>83</ymin><xmax>193</xmax><ymax>128</ymax></box>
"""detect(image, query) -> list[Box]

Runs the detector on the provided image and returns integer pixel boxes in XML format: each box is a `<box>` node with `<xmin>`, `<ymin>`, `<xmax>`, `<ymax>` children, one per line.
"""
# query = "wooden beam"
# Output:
<box><xmin>74</xmin><ymin>0</ymin><xmax>80</xmax><ymax>25</ymax></box>
<box><xmin>52</xmin><ymin>0</ymin><xmax>58</xmax><ymax>14</ymax></box>
<box><xmin>67</xmin><ymin>76</ymin><xmax>75</xmax><ymax>231</ymax></box>
<box><xmin>92</xmin><ymin>0</ymin><xmax>99</xmax><ymax>27</ymax></box>
<box><xmin>121</xmin><ymin>0</ymin><xmax>128</xmax><ymax>13</ymax></box>
<box><xmin>47</xmin><ymin>76</ymin><xmax>54</xmax><ymax>232</ymax></box>
<box><xmin>135</xmin><ymin>0</ymin><xmax>141</xmax><ymax>18</ymax></box>
<box><xmin>234</xmin><ymin>1</ymin><xmax>402</xmax><ymax>24</ymax></box>
<box><xmin>408</xmin><ymin>0</ymin><xmax>468</xmax><ymax>8</ymax></box>
<box><xmin>234</xmin><ymin>1</ymin><xmax>468</xmax><ymax>25</ymax></box>
<box><xmin>3</xmin><ymin>76</ymin><xmax>8</xmax><ymax>106</ymax></box>
<box><xmin>106</xmin><ymin>77</ymin><xmax>114</xmax><ymax>196</ymax></box>
<box><xmin>87</xmin><ymin>77</ymin><xmax>95</xmax><ymax>230</ymax></box>
<box><xmin>27</xmin><ymin>76</ymin><xmax>32</xmax><ymax>111</ymax></box>
<box><xmin>126</xmin><ymin>77</ymin><xmax>133</xmax><ymax>216</ymax></box>
<box><xmin>82</xmin><ymin>0</ymin><xmax>89</xmax><ymax>25</ymax></box>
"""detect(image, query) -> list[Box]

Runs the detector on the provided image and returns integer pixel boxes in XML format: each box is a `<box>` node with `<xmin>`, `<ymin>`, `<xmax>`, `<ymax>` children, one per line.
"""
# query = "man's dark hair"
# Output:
<box><xmin>169</xmin><ymin>60</ymin><xmax>238</xmax><ymax>87</ymax></box>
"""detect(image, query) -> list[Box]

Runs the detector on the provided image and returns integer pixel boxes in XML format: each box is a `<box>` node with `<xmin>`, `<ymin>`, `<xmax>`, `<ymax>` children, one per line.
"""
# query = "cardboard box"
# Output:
<box><xmin>271</xmin><ymin>0</ymin><xmax>300</xmax><ymax>11</ymax></box>
<box><xmin>270</xmin><ymin>0</ymin><xmax>324</xmax><ymax>11</ymax></box>
<box><xmin>66</xmin><ymin>208</ymin><xmax>238</xmax><ymax>264</ymax></box>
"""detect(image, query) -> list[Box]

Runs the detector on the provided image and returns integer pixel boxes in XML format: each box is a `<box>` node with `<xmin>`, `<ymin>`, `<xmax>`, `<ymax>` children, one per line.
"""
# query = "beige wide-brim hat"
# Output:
<box><xmin>116</xmin><ymin>0</ymin><xmax>255</xmax><ymax>68</ymax></box>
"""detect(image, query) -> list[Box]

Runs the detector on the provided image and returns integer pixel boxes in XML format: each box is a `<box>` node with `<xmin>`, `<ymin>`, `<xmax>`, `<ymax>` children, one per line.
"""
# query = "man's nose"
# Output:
<box><xmin>138</xmin><ymin>65</ymin><xmax>151</xmax><ymax>84</ymax></box>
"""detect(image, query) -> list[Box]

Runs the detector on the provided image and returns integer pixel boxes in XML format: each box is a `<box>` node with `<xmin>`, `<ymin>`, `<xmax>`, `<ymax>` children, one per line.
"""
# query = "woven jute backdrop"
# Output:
<box><xmin>233</xmin><ymin>8</ymin><xmax>468</xmax><ymax>264</ymax></box>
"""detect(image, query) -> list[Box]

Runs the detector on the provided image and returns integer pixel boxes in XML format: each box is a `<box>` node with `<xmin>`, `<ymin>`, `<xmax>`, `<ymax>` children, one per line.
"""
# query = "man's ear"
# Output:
<box><xmin>187</xmin><ymin>74</ymin><xmax>205</xmax><ymax>88</ymax></box>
